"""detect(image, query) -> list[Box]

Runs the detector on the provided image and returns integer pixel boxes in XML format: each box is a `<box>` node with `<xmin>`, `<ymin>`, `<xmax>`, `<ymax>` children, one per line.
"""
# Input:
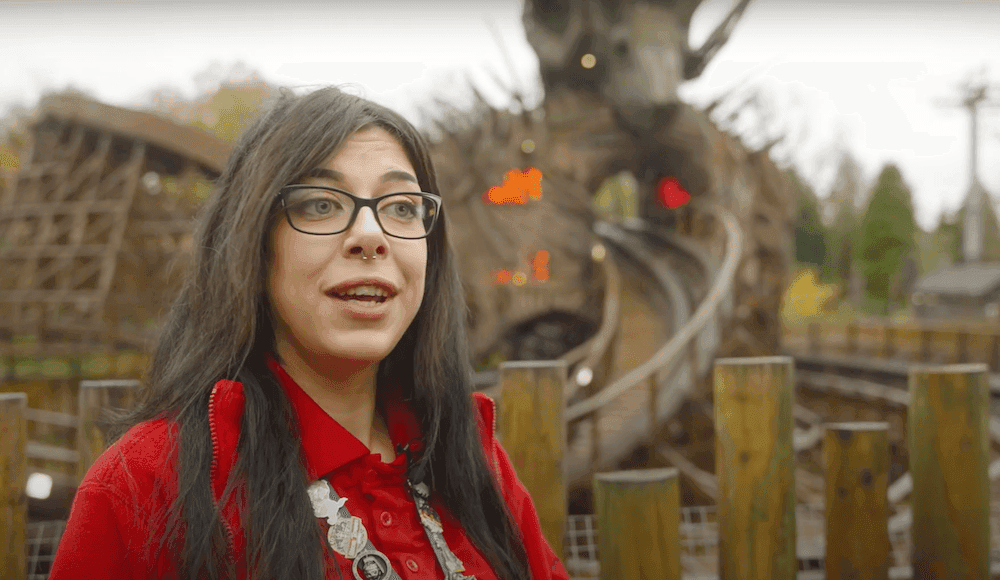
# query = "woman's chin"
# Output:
<box><xmin>313</xmin><ymin>338</ymin><xmax>396</xmax><ymax>365</ymax></box>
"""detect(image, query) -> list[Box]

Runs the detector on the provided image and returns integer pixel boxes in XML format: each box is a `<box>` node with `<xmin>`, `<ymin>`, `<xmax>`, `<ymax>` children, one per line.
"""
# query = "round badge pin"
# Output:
<box><xmin>328</xmin><ymin>515</ymin><xmax>368</xmax><ymax>560</ymax></box>
<box><xmin>352</xmin><ymin>550</ymin><xmax>391</xmax><ymax>580</ymax></box>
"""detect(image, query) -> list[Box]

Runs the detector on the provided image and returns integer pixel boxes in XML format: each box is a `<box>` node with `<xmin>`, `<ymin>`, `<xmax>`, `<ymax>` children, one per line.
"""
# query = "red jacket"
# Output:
<box><xmin>50</xmin><ymin>362</ymin><xmax>570</xmax><ymax>580</ymax></box>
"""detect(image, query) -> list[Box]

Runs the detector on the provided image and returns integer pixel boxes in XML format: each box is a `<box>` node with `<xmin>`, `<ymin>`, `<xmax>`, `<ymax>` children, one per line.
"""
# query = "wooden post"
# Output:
<box><xmin>688</xmin><ymin>339</ymin><xmax>700</xmax><ymax>392</ymax></box>
<box><xmin>823</xmin><ymin>422</ymin><xmax>890</xmax><ymax>580</ymax></box>
<box><xmin>76</xmin><ymin>379</ymin><xmax>138</xmax><ymax>481</ymax></box>
<box><xmin>713</xmin><ymin>357</ymin><xmax>797</xmax><ymax>580</ymax></box>
<box><xmin>498</xmin><ymin>360</ymin><xmax>566</xmax><ymax>561</ymax></box>
<box><xmin>648</xmin><ymin>374</ymin><xmax>658</xmax><ymax>446</ymax></box>
<box><xmin>847</xmin><ymin>322</ymin><xmax>858</xmax><ymax>355</ymax></box>
<box><xmin>956</xmin><ymin>330</ymin><xmax>969</xmax><ymax>364</ymax></box>
<box><xmin>920</xmin><ymin>328</ymin><xmax>932</xmax><ymax>362</ymax></box>
<box><xmin>0</xmin><ymin>393</ymin><xmax>27</xmax><ymax>580</ymax></box>
<box><xmin>809</xmin><ymin>322</ymin><xmax>820</xmax><ymax>355</ymax></box>
<box><xmin>990</xmin><ymin>333</ymin><xmax>1000</xmax><ymax>373</ymax></box>
<box><xmin>884</xmin><ymin>324</ymin><xmax>896</xmax><ymax>359</ymax></box>
<box><xmin>593</xmin><ymin>468</ymin><xmax>680</xmax><ymax>580</ymax></box>
<box><xmin>909</xmin><ymin>364</ymin><xmax>990</xmax><ymax>580</ymax></box>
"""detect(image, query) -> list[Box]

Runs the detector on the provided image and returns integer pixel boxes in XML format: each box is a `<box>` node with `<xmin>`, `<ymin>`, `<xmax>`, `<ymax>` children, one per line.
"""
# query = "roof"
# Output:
<box><xmin>914</xmin><ymin>262</ymin><xmax>1000</xmax><ymax>297</ymax></box>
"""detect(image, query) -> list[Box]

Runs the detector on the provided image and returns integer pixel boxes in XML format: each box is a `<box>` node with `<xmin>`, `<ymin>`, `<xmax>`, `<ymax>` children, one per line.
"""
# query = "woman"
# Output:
<box><xmin>50</xmin><ymin>86</ymin><xmax>570</xmax><ymax>580</ymax></box>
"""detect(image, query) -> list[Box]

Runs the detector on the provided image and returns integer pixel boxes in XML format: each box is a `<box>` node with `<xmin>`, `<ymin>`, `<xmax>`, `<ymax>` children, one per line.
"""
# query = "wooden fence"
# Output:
<box><xmin>501</xmin><ymin>356</ymin><xmax>991</xmax><ymax>579</ymax></box>
<box><xmin>1</xmin><ymin>380</ymin><xmax>137</xmax><ymax>579</ymax></box>
<box><xmin>783</xmin><ymin>319</ymin><xmax>1000</xmax><ymax>370</ymax></box>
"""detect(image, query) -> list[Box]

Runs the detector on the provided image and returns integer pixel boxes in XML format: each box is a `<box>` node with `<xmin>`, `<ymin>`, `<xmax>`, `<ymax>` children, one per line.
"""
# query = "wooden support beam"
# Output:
<box><xmin>498</xmin><ymin>360</ymin><xmax>566</xmax><ymax>561</ymax></box>
<box><xmin>592</xmin><ymin>468</ymin><xmax>680</xmax><ymax>580</ymax></box>
<box><xmin>713</xmin><ymin>356</ymin><xmax>797</xmax><ymax>580</ymax></box>
<box><xmin>990</xmin><ymin>333</ymin><xmax>999</xmax><ymax>372</ymax></box>
<box><xmin>920</xmin><ymin>328</ymin><xmax>932</xmax><ymax>361</ymax></box>
<box><xmin>654</xmin><ymin>443</ymin><xmax>718</xmax><ymax>500</ymax></box>
<box><xmin>0</xmin><ymin>393</ymin><xmax>27</xmax><ymax>580</ymax></box>
<box><xmin>846</xmin><ymin>322</ymin><xmax>858</xmax><ymax>355</ymax></box>
<box><xmin>823</xmin><ymin>422</ymin><xmax>890</xmax><ymax>580</ymax></box>
<box><xmin>808</xmin><ymin>321</ymin><xmax>820</xmax><ymax>354</ymax></box>
<box><xmin>76</xmin><ymin>379</ymin><xmax>139</xmax><ymax>481</ymax></box>
<box><xmin>884</xmin><ymin>324</ymin><xmax>896</xmax><ymax>358</ymax></box>
<box><xmin>909</xmin><ymin>364</ymin><xmax>990</xmax><ymax>580</ymax></box>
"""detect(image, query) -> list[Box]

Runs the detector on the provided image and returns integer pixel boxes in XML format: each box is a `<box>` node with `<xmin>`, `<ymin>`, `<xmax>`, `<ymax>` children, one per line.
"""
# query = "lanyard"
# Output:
<box><xmin>308</xmin><ymin>461</ymin><xmax>476</xmax><ymax>580</ymax></box>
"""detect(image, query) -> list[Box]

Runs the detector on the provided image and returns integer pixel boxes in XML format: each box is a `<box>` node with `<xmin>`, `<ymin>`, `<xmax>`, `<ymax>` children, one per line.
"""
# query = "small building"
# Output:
<box><xmin>912</xmin><ymin>262</ymin><xmax>1000</xmax><ymax>320</ymax></box>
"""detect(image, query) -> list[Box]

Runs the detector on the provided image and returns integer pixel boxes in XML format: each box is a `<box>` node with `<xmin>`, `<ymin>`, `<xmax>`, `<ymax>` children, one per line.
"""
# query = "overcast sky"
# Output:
<box><xmin>1</xmin><ymin>0</ymin><xmax>998</xmax><ymax>230</ymax></box>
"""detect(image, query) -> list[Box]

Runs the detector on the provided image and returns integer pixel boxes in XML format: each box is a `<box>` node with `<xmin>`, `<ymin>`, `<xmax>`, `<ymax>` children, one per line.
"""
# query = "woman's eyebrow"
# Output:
<box><xmin>301</xmin><ymin>168</ymin><xmax>419</xmax><ymax>185</ymax></box>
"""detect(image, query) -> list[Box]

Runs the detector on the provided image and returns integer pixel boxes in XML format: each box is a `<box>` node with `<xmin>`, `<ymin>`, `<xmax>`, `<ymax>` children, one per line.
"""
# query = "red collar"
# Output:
<box><xmin>266</xmin><ymin>356</ymin><xmax>423</xmax><ymax>481</ymax></box>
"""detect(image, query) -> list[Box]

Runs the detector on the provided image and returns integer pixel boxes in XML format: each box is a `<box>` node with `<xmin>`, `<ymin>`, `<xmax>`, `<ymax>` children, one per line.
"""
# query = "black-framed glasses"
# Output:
<box><xmin>276</xmin><ymin>185</ymin><xmax>441</xmax><ymax>240</ymax></box>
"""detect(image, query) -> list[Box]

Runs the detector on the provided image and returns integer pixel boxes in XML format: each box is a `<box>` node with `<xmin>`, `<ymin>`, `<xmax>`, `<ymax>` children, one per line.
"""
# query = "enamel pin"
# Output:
<box><xmin>308</xmin><ymin>479</ymin><xmax>347</xmax><ymax>526</ymax></box>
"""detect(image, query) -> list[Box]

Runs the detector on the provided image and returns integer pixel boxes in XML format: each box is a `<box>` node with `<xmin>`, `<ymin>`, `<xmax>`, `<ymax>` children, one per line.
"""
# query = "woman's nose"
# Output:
<box><xmin>352</xmin><ymin>206</ymin><xmax>384</xmax><ymax>235</ymax></box>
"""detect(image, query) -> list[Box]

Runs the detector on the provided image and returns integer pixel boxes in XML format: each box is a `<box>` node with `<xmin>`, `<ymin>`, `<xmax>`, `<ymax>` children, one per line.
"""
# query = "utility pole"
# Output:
<box><xmin>934</xmin><ymin>67</ymin><xmax>1000</xmax><ymax>263</ymax></box>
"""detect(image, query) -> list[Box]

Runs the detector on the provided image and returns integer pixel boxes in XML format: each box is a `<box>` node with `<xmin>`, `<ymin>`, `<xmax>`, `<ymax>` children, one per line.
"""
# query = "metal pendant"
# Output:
<box><xmin>329</xmin><ymin>515</ymin><xmax>369</xmax><ymax>559</ymax></box>
<box><xmin>352</xmin><ymin>550</ymin><xmax>392</xmax><ymax>580</ymax></box>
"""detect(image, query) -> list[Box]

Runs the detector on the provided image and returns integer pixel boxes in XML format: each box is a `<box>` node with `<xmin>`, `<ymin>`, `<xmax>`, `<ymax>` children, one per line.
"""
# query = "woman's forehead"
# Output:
<box><xmin>313</xmin><ymin>127</ymin><xmax>417</xmax><ymax>182</ymax></box>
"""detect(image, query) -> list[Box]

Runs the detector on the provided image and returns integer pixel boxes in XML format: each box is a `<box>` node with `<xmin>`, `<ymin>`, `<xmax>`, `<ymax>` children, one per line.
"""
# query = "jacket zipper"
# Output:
<box><xmin>207</xmin><ymin>382</ymin><xmax>237</xmax><ymax>556</ymax></box>
<box><xmin>489</xmin><ymin>395</ymin><xmax>499</xmax><ymax>474</ymax></box>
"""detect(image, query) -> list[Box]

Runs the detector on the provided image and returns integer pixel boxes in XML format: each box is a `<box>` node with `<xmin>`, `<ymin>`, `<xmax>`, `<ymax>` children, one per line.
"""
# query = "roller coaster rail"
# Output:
<box><xmin>475</xmin><ymin>201</ymin><xmax>742</xmax><ymax>487</ymax></box>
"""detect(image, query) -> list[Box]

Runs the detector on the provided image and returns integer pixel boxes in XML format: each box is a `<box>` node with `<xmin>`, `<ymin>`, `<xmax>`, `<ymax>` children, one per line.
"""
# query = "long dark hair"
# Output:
<box><xmin>111</xmin><ymin>86</ymin><xmax>531</xmax><ymax>580</ymax></box>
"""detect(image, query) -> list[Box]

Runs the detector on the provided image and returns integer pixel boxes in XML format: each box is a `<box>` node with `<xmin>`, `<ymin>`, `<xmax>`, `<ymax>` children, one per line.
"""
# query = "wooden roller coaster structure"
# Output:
<box><xmin>0</xmin><ymin>94</ymin><xmax>229</xmax><ymax>363</ymax></box>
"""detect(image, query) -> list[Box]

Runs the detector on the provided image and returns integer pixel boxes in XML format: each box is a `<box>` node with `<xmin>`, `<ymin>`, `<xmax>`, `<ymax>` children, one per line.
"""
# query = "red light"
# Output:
<box><xmin>657</xmin><ymin>176</ymin><xmax>690</xmax><ymax>209</ymax></box>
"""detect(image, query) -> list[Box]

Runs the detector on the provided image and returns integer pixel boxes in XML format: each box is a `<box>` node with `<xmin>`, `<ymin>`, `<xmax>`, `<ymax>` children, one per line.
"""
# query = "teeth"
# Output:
<box><xmin>340</xmin><ymin>285</ymin><xmax>389</xmax><ymax>297</ymax></box>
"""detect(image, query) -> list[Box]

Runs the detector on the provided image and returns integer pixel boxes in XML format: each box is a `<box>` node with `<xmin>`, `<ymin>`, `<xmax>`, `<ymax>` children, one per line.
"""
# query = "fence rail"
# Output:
<box><xmin>784</xmin><ymin>319</ymin><xmax>1000</xmax><ymax>370</ymax></box>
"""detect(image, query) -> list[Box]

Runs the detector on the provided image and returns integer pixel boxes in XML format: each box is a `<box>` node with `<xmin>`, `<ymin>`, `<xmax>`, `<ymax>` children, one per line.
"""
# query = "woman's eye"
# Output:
<box><xmin>303</xmin><ymin>198</ymin><xmax>341</xmax><ymax>215</ymax></box>
<box><xmin>384</xmin><ymin>201</ymin><xmax>419</xmax><ymax>218</ymax></box>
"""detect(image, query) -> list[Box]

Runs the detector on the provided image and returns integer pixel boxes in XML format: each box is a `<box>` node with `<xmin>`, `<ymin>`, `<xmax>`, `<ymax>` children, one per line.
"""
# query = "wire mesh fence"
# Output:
<box><xmin>563</xmin><ymin>502</ymin><xmax>1000</xmax><ymax>580</ymax></box>
<box><xmin>25</xmin><ymin>520</ymin><xmax>66</xmax><ymax>580</ymax></box>
<box><xmin>25</xmin><ymin>502</ymin><xmax>1000</xmax><ymax>579</ymax></box>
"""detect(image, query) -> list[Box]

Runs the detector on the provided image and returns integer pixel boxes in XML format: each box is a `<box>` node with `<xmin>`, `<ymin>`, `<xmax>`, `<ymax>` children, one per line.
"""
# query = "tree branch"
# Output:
<box><xmin>682</xmin><ymin>0</ymin><xmax>755</xmax><ymax>80</ymax></box>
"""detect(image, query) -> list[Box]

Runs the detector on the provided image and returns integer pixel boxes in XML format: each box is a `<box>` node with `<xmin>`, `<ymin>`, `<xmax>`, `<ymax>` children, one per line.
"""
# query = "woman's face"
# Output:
<box><xmin>267</xmin><ymin>126</ymin><xmax>428</xmax><ymax>370</ymax></box>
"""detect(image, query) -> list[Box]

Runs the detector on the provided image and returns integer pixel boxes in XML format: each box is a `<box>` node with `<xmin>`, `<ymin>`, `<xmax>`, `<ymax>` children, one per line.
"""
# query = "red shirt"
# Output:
<box><xmin>49</xmin><ymin>361</ymin><xmax>570</xmax><ymax>580</ymax></box>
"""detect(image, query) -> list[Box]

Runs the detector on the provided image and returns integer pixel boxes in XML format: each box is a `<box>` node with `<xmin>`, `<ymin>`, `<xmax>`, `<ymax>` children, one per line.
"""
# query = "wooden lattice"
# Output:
<box><xmin>0</xmin><ymin>94</ymin><xmax>230</xmax><ymax>357</ymax></box>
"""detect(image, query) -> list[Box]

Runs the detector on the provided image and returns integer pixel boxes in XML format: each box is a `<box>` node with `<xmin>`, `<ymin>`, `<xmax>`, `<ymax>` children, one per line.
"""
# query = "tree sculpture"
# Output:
<box><xmin>432</xmin><ymin>0</ymin><xmax>794</xmax><ymax>368</ymax></box>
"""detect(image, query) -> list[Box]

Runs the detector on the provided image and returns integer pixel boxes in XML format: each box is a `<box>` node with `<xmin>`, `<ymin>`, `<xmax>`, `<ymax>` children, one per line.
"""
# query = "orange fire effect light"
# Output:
<box><xmin>532</xmin><ymin>250</ymin><xmax>549</xmax><ymax>283</ymax></box>
<box><xmin>492</xmin><ymin>250</ymin><xmax>550</xmax><ymax>286</ymax></box>
<box><xmin>493</xmin><ymin>269</ymin><xmax>513</xmax><ymax>285</ymax></box>
<box><xmin>483</xmin><ymin>167</ymin><xmax>543</xmax><ymax>205</ymax></box>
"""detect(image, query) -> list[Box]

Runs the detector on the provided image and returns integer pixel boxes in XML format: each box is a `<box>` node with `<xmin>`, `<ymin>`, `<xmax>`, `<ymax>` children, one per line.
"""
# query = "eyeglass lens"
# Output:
<box><xmin>284</xmin><ymin>187</ymin><xmax>436</xmax><ymax>238</ymax></box>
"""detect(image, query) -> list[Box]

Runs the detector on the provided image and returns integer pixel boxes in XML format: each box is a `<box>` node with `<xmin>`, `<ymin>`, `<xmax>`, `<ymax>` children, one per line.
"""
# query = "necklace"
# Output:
<box><xmin>308</xmin><ymin>451</ymin><xmax>476</xmax><ymax>580</ymax></box>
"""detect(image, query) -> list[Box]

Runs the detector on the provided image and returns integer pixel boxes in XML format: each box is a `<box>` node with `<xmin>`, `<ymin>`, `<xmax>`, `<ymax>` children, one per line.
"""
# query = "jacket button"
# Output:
<box><xmin>405</xmin><ymin>559</ymin><xmax>419</xmax><ymax>572</ymax></box>
<box><xmin>380</xmin><ymin>511</ymin><xmax>392</xmax><ymax>526</ymax></box>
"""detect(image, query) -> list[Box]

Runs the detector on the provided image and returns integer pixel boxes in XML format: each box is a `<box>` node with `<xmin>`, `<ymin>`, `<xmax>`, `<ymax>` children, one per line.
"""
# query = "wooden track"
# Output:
<box><xmin>790</xmin><ymin>352</ymin><xmax>1000</xmax><ymax>534</ymax></box>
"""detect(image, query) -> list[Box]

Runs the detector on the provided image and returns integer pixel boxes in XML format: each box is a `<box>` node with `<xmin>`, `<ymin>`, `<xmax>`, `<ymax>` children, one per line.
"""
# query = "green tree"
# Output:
<box><xmin>788</xmin><ymin>168</ymin><xmax>826</xmax><ymax>268</ymax></box>
<box><xmin>820</xmin><ymin>153</ymin><xmax>864</xmax><ymax>288</ymax></box>
<box><xmin>920</xmin><ymin>211</ymin><xmax>962</xmax><ymax>274</ymax></box>
<box><xmin>855</xmin><ymin>164</ymin><xmax>917</xmax><ymax>313</ymax></box>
